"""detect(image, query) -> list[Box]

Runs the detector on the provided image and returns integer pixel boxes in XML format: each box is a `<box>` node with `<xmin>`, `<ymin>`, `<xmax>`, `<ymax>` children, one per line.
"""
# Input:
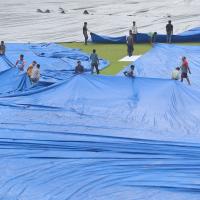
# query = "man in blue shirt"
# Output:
<box><xmin>90</xmin><ymin>49</ymin><xmax>100</xmax><ymax>74</ymax></box>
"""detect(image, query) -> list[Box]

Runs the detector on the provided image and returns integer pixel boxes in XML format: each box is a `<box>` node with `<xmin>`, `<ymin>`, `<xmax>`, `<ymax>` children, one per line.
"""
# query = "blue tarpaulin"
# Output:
<box><xmin>0</xmin><ymin>43</ymin><xmax>200</xmax><ymax>199</ymax></box>
<box><xmin>119</xmin><ymin>43</ymin><xmax>200</xmax><ymax>87</ymax></box>
<box><xmin>179</xmin><ymin>27</ymin><xmax>200</xmax><ymax>36</ymax></box>
<box><xmin>134</xmin><ymin>43</ymin><xmax>200</xmax><ymax>85</ymax></box>
<box><xmin>0</xmin><ymin>43</ymin><xmax>109</xmax><ymax>95</ymax></box>
<box><xmin>2</xmin><ymin>43</ymin><xmax>109</xmax><ymax>81</ymax></box>
<box><xmin>91</xmin><ymin>27</ymin><xmax>200</xmax><ymax>43</ymax></box>
<box><xmin>90</xmin><ymin>32</ymin><xmax>127</xmax><ymax>44</ymax></box>
<box><xmin>0</xmin><ymin>67</ymin><xmax>54</xmax><ymax>96</ymax></box>
<box><xmin>90</xmin><ymin>32</ymin><xmax>149</xmax><ymax>44</ymax></box>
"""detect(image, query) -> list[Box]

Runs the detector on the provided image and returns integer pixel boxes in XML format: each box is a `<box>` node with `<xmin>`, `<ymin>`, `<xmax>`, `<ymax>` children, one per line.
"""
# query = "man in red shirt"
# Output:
<box><xmin>180</xmin><ymin>56</ymin><xmax>191</xmax><ymax>85</ymax></box>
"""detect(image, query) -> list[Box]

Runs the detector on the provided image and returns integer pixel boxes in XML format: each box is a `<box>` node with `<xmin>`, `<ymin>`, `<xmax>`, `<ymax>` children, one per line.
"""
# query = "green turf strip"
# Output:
<box><xmin>61</xmin><ymin>42</ymin><xmax>200</xmax><ymax>75</ymax></box>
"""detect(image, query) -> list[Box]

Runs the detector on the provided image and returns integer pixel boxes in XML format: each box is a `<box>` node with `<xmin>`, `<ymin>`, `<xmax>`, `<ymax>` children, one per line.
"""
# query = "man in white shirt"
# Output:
<box><xmin>132</xmin><ymin>21</ymin><xmax>138</xmax><ymax>42</ymax></box>
<box><xmin>31</xmin><ymin>64</ymin><xmax>40</xmax><ymax>83</ymax></box>
<box><xmin>171</xmin><ymin>67</ymin><xmax>180</xmax><ymax>80</ymax></box>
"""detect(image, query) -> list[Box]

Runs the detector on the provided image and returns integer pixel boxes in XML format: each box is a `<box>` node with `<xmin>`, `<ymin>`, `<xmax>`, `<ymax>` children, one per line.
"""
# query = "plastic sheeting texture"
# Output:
<box><xmin>0</xmin><ymin>43</ymin><xmax>200</xmax><ymax>199</ymax></box>
<box><xmin>1</xmin><ymin>43</ymin><xmax>109</xmax><ymax>81</ymax></box>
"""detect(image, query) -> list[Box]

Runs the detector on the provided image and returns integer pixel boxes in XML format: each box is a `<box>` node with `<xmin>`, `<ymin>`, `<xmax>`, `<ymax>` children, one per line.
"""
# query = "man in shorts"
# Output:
<box><xmin>180</xmin><ymin>56</ymin><xmax>191</xmax><ymax>85</ymax></box>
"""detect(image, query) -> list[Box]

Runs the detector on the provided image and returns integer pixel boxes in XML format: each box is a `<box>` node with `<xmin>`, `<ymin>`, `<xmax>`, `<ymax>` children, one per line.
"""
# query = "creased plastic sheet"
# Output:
<box><xmin>135</xmin><ymin>44</ymin><xmax>200</xmax><ymax>86</ymax></box>
<box><xmin>90</xmin><ymin>32</ymin><xmax>127</xmax><ymax>44</ymax></box>
<box><xmin>0</xmin><ymin>67</ymin><xmax>55</xmax><ymax>95</ymax></box>
<box><xmin>0</xmin><ymin>42</ymin><xmax>109</xmax><ymax>94</ymax></box>
<box><xmin>91</xmin><ymin>27</ymin><xmax>200</xmax><ymax>43</ymax></box>
<box><xmin>0</xmin><ymin>74</ymin><xmax>200</xmax><ymax>199</ymax></box>
<box><xmin>179</xmin><ymin>27</ymin><xmax>200</xmax><ymax>36</ymax></box>
<box><xmin>1</xmin><ymin>74</ymin><xmax>200</xmax><ymax>137</ymax></box>
<box><xmin>2</xmin><ymin>43</ymin><xmax>109</xmax><ymax>81</ymax></box>
<box><xmin>0</xmin><ymin>43</ymin><xmax>200</xmax><ymax>199</ymax></box>
<box><xmin>119</xmin><ymin>43</ymin><xmax>200</xmax><ymax>87</ymax></box>
<box><xmin>0</xmin><ymin>68</ymin><xmax>31</xmax><ymax>94</ymax></box>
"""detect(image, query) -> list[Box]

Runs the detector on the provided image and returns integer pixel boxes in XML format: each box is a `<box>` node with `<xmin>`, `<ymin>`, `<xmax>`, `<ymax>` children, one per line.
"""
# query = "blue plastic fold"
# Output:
<box><xmin>120</xmin><ymin>43</ymin><xmax>200</xmax><ymax>86</ymax></box>
<box><xmin>90</xmin><ymin>32</ymin><xmax>127</xmax><ymax>44</ymax></box>
<box><xmin>91</xmin><ymin>27</ymin><xmax>200</xmax><ymax>43</ymax></box>
<box><xmin>0</xmin><ymin>43</ymin><xmax>200</xmax><ymax>199</ymax></box>
<box><xmin>1</xmin><ymin>43</ymin><xmax>109</xmax><ymax>81</ymax></box>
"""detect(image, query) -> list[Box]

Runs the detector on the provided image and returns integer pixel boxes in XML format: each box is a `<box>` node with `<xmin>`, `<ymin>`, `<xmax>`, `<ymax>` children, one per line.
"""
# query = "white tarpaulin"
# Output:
<box><xmin>0</xmin><ymin>0</ymin><xmax>200</xmax><ymax>42</ymax></box>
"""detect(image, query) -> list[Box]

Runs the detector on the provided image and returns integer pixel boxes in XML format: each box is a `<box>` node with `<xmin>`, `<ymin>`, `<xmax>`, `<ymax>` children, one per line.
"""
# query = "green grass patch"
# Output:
<box><xmin>61</xmin><ymin>42</ymin><xmax>152</xmax><ymax>75</ymax></box>
<box><xmin>60</xmin><ymin>42</ymin><xmax>200</xmax><ymax>75</ymax></box>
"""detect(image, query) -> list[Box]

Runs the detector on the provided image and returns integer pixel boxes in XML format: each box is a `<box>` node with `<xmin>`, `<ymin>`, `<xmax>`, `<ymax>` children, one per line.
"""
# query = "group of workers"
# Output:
<box><xmin>83</xmin><ymin>21</ymin><xmax>193</xmax><ymax>85</ymax></box>
<box><xmin>26</xmin><ymin>60</ymin><xmax>40</xmax><ymax>83</ymax></box>
<box><xmin>1</xmin><ymin>26</ymin><xmax>191</xmax><ymax>85</ymax></box>
<box><xmin>123</xmin><ymin>56</ymin><xmax>192</xmax><ymax>85</ymax></box>
<box><xmin>172</xmin><ymin>56</ymin><xmax>191</xmax><ymax>85</ymax></box>
<box><xmin>0</xmin><ymin>42</ymin><xmax>40</xmax><ymax>84</ymax></box>
<box><xmin>75</xmin><ymin>49</ymin><xmax>100</xmax><ymax>74</ymax></box>
<box><xmin>83</xmin><ymin>20</ymin><xmax>173</xmax><ymax>57</ymax></box>
<box><xmin>16</xmin><ymin>55</ymin><xmax>40</xmax><ymax>83</ymax></box>
<box><xmin>126</xmin><ymin>20</ymin><xmax>173</xmax><ymax>56</ymax></box>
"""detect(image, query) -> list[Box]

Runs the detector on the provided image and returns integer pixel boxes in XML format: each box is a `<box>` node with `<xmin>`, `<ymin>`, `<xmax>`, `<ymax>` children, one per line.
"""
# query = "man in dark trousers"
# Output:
<box><xmin>0</xmin><ymin>41</ymin><xmax>6</xmax><ymax>55</ymax></box>
<box><xmin>90</xmin><ymin>49</ymin><xmax>100</xmax><ymax>74</ymax></box>
<box><xmin>151</xmin><ymin>32</ymin><xmax>157</xmax><ymax>45</ymax></box>
<box><xmin>131</xmin><ymin>21</ymin><xmax>138</xmax><ymax>43</ymax></box>
<box><xmin>166</xmin><ymin>20</ymin><xmax>173</xmax><ymax>43</ymax></box>
<box><xmin>127</xmin><ymin>30</ymin><xmax>134</xmax><ymax>57</ymax></box>
<box><xmin>83</xmin><ymin>22</ymin><xmax>88</xmax><ymax>45</ymax></box>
